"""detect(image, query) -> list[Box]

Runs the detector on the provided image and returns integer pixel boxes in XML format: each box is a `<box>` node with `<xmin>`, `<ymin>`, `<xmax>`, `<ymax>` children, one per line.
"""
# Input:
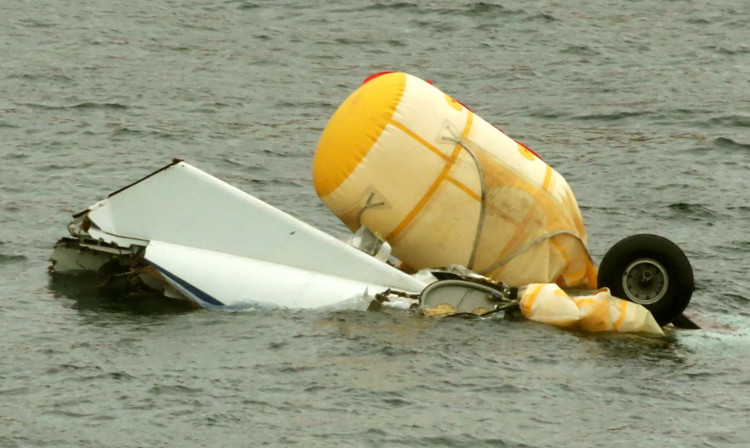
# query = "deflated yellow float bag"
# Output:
<box><xmin>314</xmin><ymin>72</ymin><xmax>597</xmax><ymax>288</ymax></box>
<box><xmin>519</xmin><ymin>284</ymin><xmax>664</xmax><ymax>335</ymax></box>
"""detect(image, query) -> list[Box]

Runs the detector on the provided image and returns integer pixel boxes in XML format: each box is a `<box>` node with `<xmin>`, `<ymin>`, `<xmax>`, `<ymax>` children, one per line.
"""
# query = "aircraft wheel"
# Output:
<box><xmin>597</xmin><ymin>234</ymin><xmax>694</xmax><ymax>326</ymax></box>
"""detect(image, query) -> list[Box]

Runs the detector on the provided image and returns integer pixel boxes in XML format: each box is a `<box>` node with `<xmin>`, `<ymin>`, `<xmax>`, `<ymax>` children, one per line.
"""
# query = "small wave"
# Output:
<box><xmin>718</xmin><ymin>293</ymin><xmax>750</xmax><ymax>314</ymax></box>
<box><xmin>233</xmin><ymin>1</ymin><xmax>260</xmax><ymax>10</ymax></box>
<box><xmin>18</xmin><ymin>102</ymin><xmax>129</xmax><ymax>111</ymax></box>
<box><xmin>274</xmin><ymin>362</ymin><xmax>318</xmax><ymax>374</ymax></box>
<box><xmin>219</xmin><ymin>157</ymin><xmax>265</xmax><ymax>169</ymax></box>
<box><xmin>0</xmin><ymin>254</ymin><xmax>27</xmax><ymax>265</ymax></box>
<box><xmin>148</xmin><ymin>384</ymin><xmax>203</xmax><ymax>395</ymax></box>
<box><xmin>72</xmin><ymin>102</ymin><xmax>129</xmax><ymax>110</ymax></box>
<box><xmin>529</xmin><ymin>110</ymin><xmax>568</xmax><ymax>120</ymax></box>
<box><xmin>707</xmin><ymin>115</ymin><xmax>750</xmax><ymax>128</ymax></box>
<box><xmin>651</xmin><ymin>108</ymin><xmax>714</xmax><ymax>122</ymax></box>
<box><xmin>575</xmin><ymin>111</ymin><xmax>649</xmax><ymax>121</ymax></box>
<box><xmin>685</xmin><ymin>17</ymin><xmax>712</xmax><ymax>25</ymax></box>
<box><xmin>436</xmin><ymin>2</ymin><xmax>518</xmax><ymax>18</ymax></box>
<box><xmin>17</xmin><ymin>18</ymin><xmax>56</xmax><ymax>29</ymax></box>
<box><xmin>110</xmin><ymin>126</ymin><xmax>187</xmax><ymax>142</ymax></box>
<box><xmin>714</xmin><ymin>137</ymin><xmax>750</xmax><ymax>151</ymax></box>
<box><xmin>713</xmin><ymin>240</ymin><xmax>750</xmax><ymax>254</ymax></box>
<box><xmin>367</xmin><ymin>2</ymin><xmax>418</xmax><ymax>11</ymax></box>
<box><xmin>726</xmin><ymin>205</ymin><xmax>750</xmax><ymax>214</ymax></box>
<box><xmin>561</xmin><ymin>44</ymin><xmax>601</xmax><ymax>57</ymax></box>
<box><xmin>529</xmin><ymin>11</ymin><xmax>557</xmax><ymax>22</ymax></box>
<box><xmin>111</xmin><ymin>127</ymin><xmax>143</xmax><ymax>137</ymax></box>
<box><xmin>7</xmin><ymin>73</ymin><xmax>75</xmax><ymax>83</ymax></box>
<box><xmin>667</xmin><ymin>202</ymin><xmax>719</xmax><ymax>222</ymax></box>
<box><xmin>465</xmin><ymin>2</ymin><xmax>508</xmax><ymax>16</ymax></box>
<box><xmin>709</xmin><ymin>44</ymin><xmax>750</xmax><ymax>56</ymax></box>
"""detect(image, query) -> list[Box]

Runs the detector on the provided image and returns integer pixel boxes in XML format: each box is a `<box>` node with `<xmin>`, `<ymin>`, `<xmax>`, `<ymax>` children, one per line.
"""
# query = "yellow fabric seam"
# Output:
<box><xmin>389</xmin><ymin>120</ymin><xmax>450</xmax><ymax>162</ymax></box>
<box><xmin>521</xmin><ymin>284</ymin><xmax>545</xmax><ymax>317</ymax></box>
<box><xmin>613</xmin><ymin>299</ymin><xmax>629</xmax><ymax>332</ymax></box>
<box><xmin>445</xmin><ymin>176</ymin><xmax>481</xmax><ymax>201</ymax></box>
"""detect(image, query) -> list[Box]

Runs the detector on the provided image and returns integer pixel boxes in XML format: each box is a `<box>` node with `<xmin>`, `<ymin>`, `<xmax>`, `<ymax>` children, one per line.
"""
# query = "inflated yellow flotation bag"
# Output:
<box><xmin>518</xmin><ymin>284</ymin><xmax>664</xmax><ymax>335</ymax></box>
<box><xmin>314</xmin><ymin>72</ymin><xmax>597</xmax><ymax>288</ymax></box>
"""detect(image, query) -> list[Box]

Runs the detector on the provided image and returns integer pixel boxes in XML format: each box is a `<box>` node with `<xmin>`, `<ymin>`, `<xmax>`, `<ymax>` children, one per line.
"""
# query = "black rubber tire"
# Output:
<box><xmin>597</xmin><ymin>234</ymin><xmax>694</xmax><ymax>327</ymax></box>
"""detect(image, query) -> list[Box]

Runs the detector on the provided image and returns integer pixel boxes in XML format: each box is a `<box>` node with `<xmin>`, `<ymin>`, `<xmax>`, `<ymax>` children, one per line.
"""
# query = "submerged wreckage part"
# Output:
<box><xmin>50</xmin><ymin>160</ymin><xmax>427</xmax><ymax>309</ymax></box>
<box><xmin>420</xmin><ymin>279</ymin><xmax>515</xmax><ymax>316</ymax></box>
<box><xmin>313</xmin><ymin>71</ymin><xmax>597</xmax><ymax>289</ymax></box>
<box><xmin>50</xmin><ymin>237</ymin><xmax>134</xmax><ymax>273</ymax></box>
<box><xmin>373</xmin><ymin>274</ymin><xmax>664</xmax><ymax>335</ymax></box>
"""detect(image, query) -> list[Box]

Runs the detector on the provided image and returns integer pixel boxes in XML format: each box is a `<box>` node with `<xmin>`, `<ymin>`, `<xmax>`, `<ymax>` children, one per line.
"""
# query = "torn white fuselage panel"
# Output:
<box><xmin>143</xmin><ymin>240</ymin><xmax>411</xmax><ymax>309</ymax></box>
<box><xmin>53</xmin><ymin>160</ymin><xmax>427</xmax><ymax>309</ymax></box>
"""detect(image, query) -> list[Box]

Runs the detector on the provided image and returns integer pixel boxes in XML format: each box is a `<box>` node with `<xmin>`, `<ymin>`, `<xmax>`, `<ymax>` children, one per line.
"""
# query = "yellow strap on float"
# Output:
<box><xmin>386</xmin><ymin>112</ymin><xmax>476</xmax><ymax>243</ymax></box>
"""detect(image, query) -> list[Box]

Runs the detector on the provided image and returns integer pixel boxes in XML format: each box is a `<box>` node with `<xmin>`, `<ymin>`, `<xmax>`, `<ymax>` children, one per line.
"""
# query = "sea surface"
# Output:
<box><xmin>2</xmin><ymin>1</ymin><xmax>750</xmax><ymax>447</ymax></box>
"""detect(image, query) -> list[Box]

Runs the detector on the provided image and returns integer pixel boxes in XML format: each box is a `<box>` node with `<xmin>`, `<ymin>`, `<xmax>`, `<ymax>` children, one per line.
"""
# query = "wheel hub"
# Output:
<box><xmin>621</xmin><ymin>258</ymin><xmax>668</xmax><ymax>305</ymax></box>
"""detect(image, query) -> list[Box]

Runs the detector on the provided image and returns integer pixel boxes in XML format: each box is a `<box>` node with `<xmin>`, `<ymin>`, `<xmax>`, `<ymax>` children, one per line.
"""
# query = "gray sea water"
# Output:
<box><xmin>2</xmin><ymin>1</ymin><xmax>750</xmax><ymax>446</ymax></box>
